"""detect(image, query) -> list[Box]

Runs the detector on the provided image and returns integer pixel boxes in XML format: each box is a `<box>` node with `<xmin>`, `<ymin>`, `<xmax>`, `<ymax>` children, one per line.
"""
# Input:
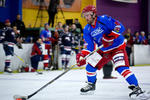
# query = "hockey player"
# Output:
<box><xmin>30</xmin><ymin>37</ymin><xmax>49</xmax><ymax>73</ymax></box>
<box><xmin>19</xmin><ymin>37</ymin><xmax>50</xmax><ymax>74</ymax></box>
<box><xmin>1</xmin><ymin>19</ymin><xmax>22</xmax><ymax>73</ymax></box>
<box><xmin>59</xmin><ymin>24</ymin><xmax>74</xmax><ymax>69</ymax></box>
<box><xmin>76</xmin><ymin>5</ymin><xmax>150</xmax><ymax>100</ymax></box>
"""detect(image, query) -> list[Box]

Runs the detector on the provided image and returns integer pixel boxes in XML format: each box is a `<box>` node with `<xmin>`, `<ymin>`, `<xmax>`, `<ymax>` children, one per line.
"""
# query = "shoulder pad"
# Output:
<box><xmin>98</xmin><ymin>15</ymin><xmax>110</xmax><ymax>23</ymax></box>
<box><xmin>100</xmin><ymin>15</ymin><xmax>109</xmax><ymax>19</ymax></box>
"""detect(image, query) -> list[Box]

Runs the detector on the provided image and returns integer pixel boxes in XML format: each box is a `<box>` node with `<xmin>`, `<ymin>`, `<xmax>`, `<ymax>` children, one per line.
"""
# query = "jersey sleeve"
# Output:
<box><xmin>99</xmin><ymin>15</ymin><xmax>125</xmax><ymax>37</ymax></box>
<box><xmin>31</xmin><ymin>43</ymin><xmax>42</xmax><ymax>56</ymax></box>
<box><xmin>99</xmin><ymin>15</ymin><xmax>126</xmax><ymax>52</ymax></box>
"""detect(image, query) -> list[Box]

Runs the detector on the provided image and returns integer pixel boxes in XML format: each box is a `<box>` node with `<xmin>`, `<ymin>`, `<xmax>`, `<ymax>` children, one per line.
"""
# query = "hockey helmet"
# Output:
<box><xmin>81</xmin><ymin>5</ymin><xmax>97</xmax><ymax>17</ymax></box>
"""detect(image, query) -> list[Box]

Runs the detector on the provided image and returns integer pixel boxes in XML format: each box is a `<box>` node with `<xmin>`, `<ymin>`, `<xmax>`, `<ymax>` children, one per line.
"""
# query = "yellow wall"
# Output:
<box><xmin>22</xmin><ymin>0</ymin><xmax>96</xmax><ymax>28</ymax></box>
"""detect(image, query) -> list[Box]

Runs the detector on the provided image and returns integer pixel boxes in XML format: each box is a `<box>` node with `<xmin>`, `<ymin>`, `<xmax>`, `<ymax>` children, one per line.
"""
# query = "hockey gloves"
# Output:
<box><xmin>102</xmin><ymin>31</ymin><xmax>120</xmax><ymax>48</ymax></box>
<box><xmin>76</xmin><ymin>53</ymin><xmax>86</xmax><ymax>67</ymax></box>
<box><xmin>16</xmin><ymin>42</ymin><xmax>23</xmax><ymax>49</ymax></box>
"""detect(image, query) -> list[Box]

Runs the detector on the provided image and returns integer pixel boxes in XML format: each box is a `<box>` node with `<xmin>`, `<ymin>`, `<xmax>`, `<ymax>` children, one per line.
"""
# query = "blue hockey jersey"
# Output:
<box><xmin>40</xmin><ymin>29</ymin><xmax>52</xmax><ymax>44</ymax></box>
<box><xmin>83</xmin><ymin>15</ymin><xmax>126</xmax><ymax>54</ymax></box>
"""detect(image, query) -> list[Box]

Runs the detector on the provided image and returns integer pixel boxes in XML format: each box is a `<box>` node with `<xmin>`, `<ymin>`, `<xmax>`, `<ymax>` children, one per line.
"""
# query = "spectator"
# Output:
<box><xmin>25</xmin><ymin>36</ymin><xmax>33</xmax><ymax>43</ymax></box>
<box><xmin>11</xmin><ymin>14</ymin><xmax>26</xmax><ymax>37</ymax></box>
<box><xmin>48</xmin><ymin>0</ymin><xmax>60</xmax><ymax>27</ymax></box>
<box><xmin>124</xmin><ymin>28</ymin><xmax>133</xmax><ymax>65</ymax></box>
<box><xmin>133</xmin><ymin>31</ymin><xmax>141</xmax><ymax>44</ymax></box>
<box><xmin>70</xmin><ymin>23</ymin><xmax>81</xmax><ymax>54</ymax></box>
<box><xmin>12</xmin><ymin>26</ymin><xmax>22</xmax><ymax>43</ymax></box>
<box><xmin>50</xmin><ymin>22</ymin><xmax>64</xmax><ymax>70</ymax></box>
<box><xmin>74</xmin><ymin>18</ymin><xmax>83</xmax><ymax>33</ymax></box>
<box><xmin>40</xmin><ymin>23</ymin><xmax>52</xmax><ymax>70</ymax></box>
<box><xmin>59</xmin><ymin>24</ymin><xmax>74</xmax><ymax>69</ymax></box>
<box><xmin>50</xmin><ymin>29</ymin><xmax>59</xmax><ymax>70</ymax></box>
<box><xmin>148</xmin><ymin>33</ymin><xmax>150</xmax><ymax>45</ymax></box>
<box><xmin>55</xmin><ymin>22</ymin><xmax>64</xmax><ymax>36</ymax></box>
<box><xmin>139</xmin><ymin>31</ymin><xmax>148</xmax><ymax>45</ymax></box>
<box><xmin>0</xmin><ymin>21</ymin><xmax>5</xmax><ymax>29</ymax></box>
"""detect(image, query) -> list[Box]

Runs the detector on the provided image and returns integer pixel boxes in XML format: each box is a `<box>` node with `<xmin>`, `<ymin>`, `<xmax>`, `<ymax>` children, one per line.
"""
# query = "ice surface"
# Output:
<box><xmin>0</xmin><ymin>66</ymin><xmax>150</xmax><ymax>100</ymax></box>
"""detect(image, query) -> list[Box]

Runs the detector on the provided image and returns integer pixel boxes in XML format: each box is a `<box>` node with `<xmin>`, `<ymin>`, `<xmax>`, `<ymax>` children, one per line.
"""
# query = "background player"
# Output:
<box><xmin>40</xmin><ymin>23</ymin><xmax>52</xmax><ymax>70</ymax></box>
<box><xmin>1</xmin><ymin>19</ymin><xmax>22</xmax><ymax>73</ymax></box>
<box><xmin>59</xmin><ymin>24</ymin><xmax>74</xmax><ymax>69</ymax></box>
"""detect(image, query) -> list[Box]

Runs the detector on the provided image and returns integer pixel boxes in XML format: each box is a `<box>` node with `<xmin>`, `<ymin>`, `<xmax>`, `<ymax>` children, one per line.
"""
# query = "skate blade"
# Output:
<box><xmin>130</xmin><ymin>91</ymin><xmax>150</xmax><ymax>100</ymax></box>
<box><xmin>80</xmin><ymin>91</ymin><xmax>94</xmax><ymax>95</ymax></box>
<box><xmin>36</xmin><ymin>72</ymin><xmax>43</xmax><ymax>75</ymax></box>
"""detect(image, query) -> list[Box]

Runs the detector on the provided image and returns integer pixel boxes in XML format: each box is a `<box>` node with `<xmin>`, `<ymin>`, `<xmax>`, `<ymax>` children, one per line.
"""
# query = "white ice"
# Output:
<box><xmin>0</xmin><ymin>66</ymin><xmax>150</xmax><ymax>100</ymax></box>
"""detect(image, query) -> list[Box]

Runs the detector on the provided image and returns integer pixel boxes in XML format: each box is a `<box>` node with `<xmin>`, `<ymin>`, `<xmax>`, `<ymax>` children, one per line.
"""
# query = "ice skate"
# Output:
<box><xmin>36</xmin><ymin>71</ymin><xmax>43</xmax><ymax>75</ymax></box>
<box><xmin>80</xmin><ymin>82</ymin><xmax>95</xmax><ymax>95</ymax></box>
<box><xmin>4</xmin><ymin>67</ymin><xmax>12</xmax><ymax>73</ymax></box>
<box><xmin>129</xmin><ymin>85</ymin><xmax>150</xmax><ymax>100</ymax></box>
<box><xmin>44</xmin><ymin>67</ymin><xmax>50</xmax><ymax>71</ymax></box>
<box><xmin>17</xmin><ymin>66</ymin><xmax>26</xmax><ymax>73</ymax></box>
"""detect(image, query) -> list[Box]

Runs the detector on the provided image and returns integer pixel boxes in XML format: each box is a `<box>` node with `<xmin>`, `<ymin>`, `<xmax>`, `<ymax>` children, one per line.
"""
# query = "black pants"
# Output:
<box><xmin>126</xmin><ymin>46</ymin><xmax>132</xmax><ymax>65</ymax></box>
<box><xmin>103</xmin><ymin>61</ymin><xmax>113</xmax><ymax>78</ymax></box>
<box><xmin>31</xmin><ymin>55</ymin><xmax>43</xmax><ymax>70</ymax></box>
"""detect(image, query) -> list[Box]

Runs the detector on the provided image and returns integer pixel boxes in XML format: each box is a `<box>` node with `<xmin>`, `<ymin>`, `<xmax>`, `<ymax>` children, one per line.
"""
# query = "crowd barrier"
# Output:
<box><xmin>0</xmin><ymin>43</ymin><xmax>76</xmax><ymax>71</ymax></box>
<box><xmin>133</xmin><ymin>44</ymin><xmax>150</xmax><ymax>65</ymax></box>
<box><xmin>0</xmin><ymin>44</ymin><xmax>150</xmax><ymax>71</ymax></box>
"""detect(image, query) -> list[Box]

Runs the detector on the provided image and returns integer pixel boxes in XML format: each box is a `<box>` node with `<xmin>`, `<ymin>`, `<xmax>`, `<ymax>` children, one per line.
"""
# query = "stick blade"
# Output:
<box><xmin>13</xmin><ymin>95</ymin><xmax>28</xmax><ymax>100</ymax></box>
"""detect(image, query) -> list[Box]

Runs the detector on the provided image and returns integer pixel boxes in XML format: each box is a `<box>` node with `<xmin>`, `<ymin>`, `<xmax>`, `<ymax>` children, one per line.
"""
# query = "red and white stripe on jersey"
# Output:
<box><xmin>102</xmin><ymin>37</ymin><xmax>114</xmax><ymax>42</ymax></box>
<box><xmin>102</xmin><ymin>41</ymin><xmax>126</xmax><ymax>53</ymax></box>
<box><xmin>8</xmin><ymin>42</ymin><xmax>15</xmax><ymax>47</ymax></box>
<box><xmin>108</xmin><ymin>31</ymin><xmax>120</xmax><ymax>38</ymax></box>
<box><xmin>86</xmin><ymin>71</ymin><xmax>97</xmax><ymax>77</ymax></box>
<box><xmin>64</xmin><ymin>46</ymin><xmax>72</xmax><ymax>51</ymax></box>
<box><xmin>120</xmin><ymin>69</ymin><xmax>133</xmax><ymax>79</ymax></box>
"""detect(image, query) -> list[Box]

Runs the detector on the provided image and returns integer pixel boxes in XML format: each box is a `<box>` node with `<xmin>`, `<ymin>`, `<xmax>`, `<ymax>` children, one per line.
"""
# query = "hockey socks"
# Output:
<box><xmin>86</xmin><ymin>64</ymin><xmax>97</xmax><ymax>84</ymax></box>
<box><xmin>5</xmin><ymin>55</ymin><xmax>11</xmax><ymax>68</ymax></box>
<box><xmin>80</xmin><ymin>65</ymin><xmax>97</xmax><ymax>94</ymax></box>
<box><xmin>116</xmin><ymin>66</ymin><xmax>138</xmax><ymax>86</ymax></box>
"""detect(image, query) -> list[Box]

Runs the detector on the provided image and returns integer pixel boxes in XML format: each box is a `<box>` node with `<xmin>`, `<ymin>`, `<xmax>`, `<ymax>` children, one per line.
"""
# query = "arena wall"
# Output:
<box><xmin>0</xmin><ymin>44</ymin><xmax>150</xmax><ymax>72</ymax></box>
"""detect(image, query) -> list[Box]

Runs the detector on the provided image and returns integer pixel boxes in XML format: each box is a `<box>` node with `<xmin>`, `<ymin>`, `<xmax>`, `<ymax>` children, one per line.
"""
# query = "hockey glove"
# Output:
<box><xmin>102</xmin><ymin>30</ymin><xmax>120</xmax><ymax>48</ymax></box>
<box><xmin>101</xmin><ymin>35</ymin><xmax>114</xmax><ymax>47</ymax></box>
<box><xmin>76</xmin><ymin>53</ymin><xmax>86</xmax><ymax>67</ymax></box>
<box><xmin>16</xmin><ymin>42</ymin><xmax>23</xmax><ymax>49</ymax></box>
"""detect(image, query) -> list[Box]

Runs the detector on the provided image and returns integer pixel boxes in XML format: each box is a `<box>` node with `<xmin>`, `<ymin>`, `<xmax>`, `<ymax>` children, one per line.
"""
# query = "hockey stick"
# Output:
<box><xmin>6</xmin><ymin>47</ymin><xmax>30</xmax><ymax>70</ymax></box>
<box><xmin>11</xmin><ymin>51</ymin><xmax>42</xmax><ymax>74</ymax></box>
<box><xmin>13</xmin><ymin>52</ymin><xmax>26</xmax><ymax>64</ymax></box>
<box><xmin>13</xmin><ymin>45</ymin><xmax>103</xmax><ymax>100</ymax></box>
<box><xmin>12</xmin><ymin>51</ymin><xmax>30</xmax><ymax>69</ymax></box>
